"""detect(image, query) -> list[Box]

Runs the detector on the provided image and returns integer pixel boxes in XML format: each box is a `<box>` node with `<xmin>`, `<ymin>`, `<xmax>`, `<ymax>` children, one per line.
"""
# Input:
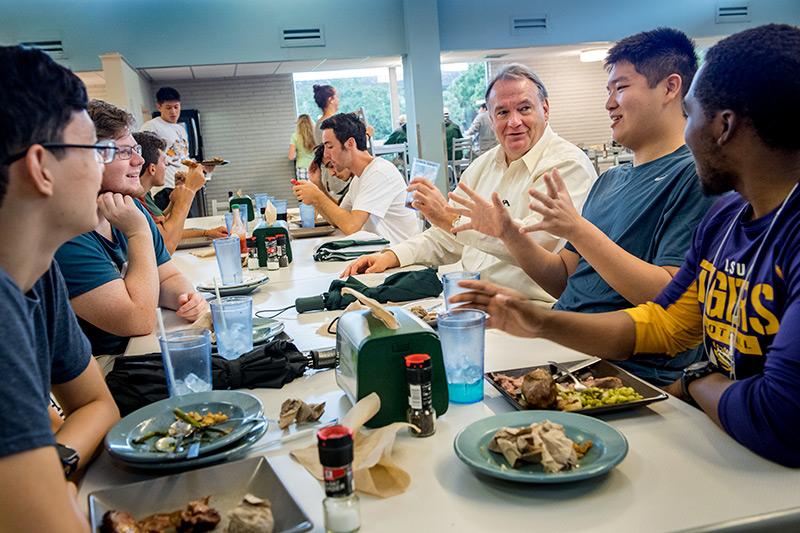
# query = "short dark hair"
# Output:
<box><xmin>0</xmin><ymin>45</ymin><xmax>88</xmax><ymax>206</ymax></box>
<box><xmin>694</xmin><ymin>24</ymin><xmax>800</xmax><ymax>151</ymax></box>
<box><xmin>606</xmin><ymin>27</ymin><xmax>697</xmax><ymax>98</ymax></box>
<box><xmin>155</xmin><ymin>87</ymin><xmax>180</xmax><ymax>103</ymax></box>
<box><xmin>320</xmin><ymin>113</ymin><xmax>368</xmax><ymax>151</ymax></box>
<box><xmin>311</xmin><ymin>143</ymin><xmax>325</xmax><ymax>171</ymax></box>
<box><xmin>133</xmin><ymin>131</ymin><xmax>166</xmax><ymax>177</ymax></box>
<box><xmin>313</xmin><ymin>84</ymin><xmax>335</xmax><ymax>111</ymax></box>
<box><xmin>88</xmin><ymin>100</ymin><xmax>134</xmax><ymax>141</ymax></box>
<box><xmin>485</xmin><ymin>64</ymin><xmax>548</xmax><ymax>104</ymax></box>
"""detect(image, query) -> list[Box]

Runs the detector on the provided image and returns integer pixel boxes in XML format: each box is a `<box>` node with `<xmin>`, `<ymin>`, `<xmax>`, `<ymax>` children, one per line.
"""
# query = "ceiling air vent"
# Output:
<box><xmin>715</xmin><ymin>1</ymin><xmax>750</xmax><ymax>23</ymax></box>
<box><xmin>280</xmin><ymin>27</ymin><xmax>325</xmax><ymax>48</ymax></box>
<box><xmin>511</xmin><ymin>15</ymin><xmax>548</xmax><ymax>36</ymax></box>
<box><xmin>20</xmin><ymin>39</ymin><xmax>66</xmax><ymax>59</ymax></box>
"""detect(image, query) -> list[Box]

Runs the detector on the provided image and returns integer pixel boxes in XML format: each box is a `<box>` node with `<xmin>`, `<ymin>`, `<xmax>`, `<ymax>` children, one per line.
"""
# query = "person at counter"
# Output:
<box><xmin>0</xmin><ymin>45</ymin><xmax>120</xmax><ymax>532</ymax></box>
<box><xmin>133</xmin><ymin>131</ymin><xmax>226</xmax><ymax>254</ymax></box>
<box><xmin>293</xmin><ymin>113</ymin><xmax>420</xmax><ymax>244</ymax></box>
<box><xmin>55</xmin><ymin>100</ymin><xmax>208</xmax><ymax>356</ymax></box>
<box><xmin>342</xmin><ymin>64</ymin><xmax>597</xmax><ymax>303</ymax></box>
<box><xmin>451</xmin><ymin>24</ymin><xmax>800</xmax><ymax>467</ymax></box>
<box><xmin>444</xmin><ymin>28</ymin><xmax>717</xmax><ymax>386</ymax></box>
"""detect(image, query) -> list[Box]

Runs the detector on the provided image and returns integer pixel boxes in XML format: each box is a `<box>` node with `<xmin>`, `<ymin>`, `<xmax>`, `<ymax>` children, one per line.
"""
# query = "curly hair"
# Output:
<box><xmin>694</xmin><ymin>24</ymin><xmax>800</xmax><ymax>151</ymax></box>
<box><xmin>88</xmin><ymin>99</ymin><xmax>135</xmax><ymax>141</ymax></box>
<box><xmin>606</xmin><ymin>27</ymin><xmax>697</xmax><ymax>97</ymax></box>
<box><xmin>320</xmin><ymin>113</ymin><xmax>367</xmax><ymax>151</ymax></box>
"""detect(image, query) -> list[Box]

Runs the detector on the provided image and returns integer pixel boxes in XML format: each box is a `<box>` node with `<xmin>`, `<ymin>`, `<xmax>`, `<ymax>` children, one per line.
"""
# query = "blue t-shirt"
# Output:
<box><xmin>0</xmin><ymin>262</ymin><xmax>91</xmax><ymax>459</ymax></box>
<box><xmin>55</xmin><ymin>199</ymin><xmax>171</xmax><ymax>355</ymax></box>
<box><xmin>644</xmin><ymin>190</ymin><xmax>800</xmax><ymax>466</ymax></box>
<box><xmin>554</xmin><ymin>145</ymin><xmax>717</xmax><ymax>385</ymax></box>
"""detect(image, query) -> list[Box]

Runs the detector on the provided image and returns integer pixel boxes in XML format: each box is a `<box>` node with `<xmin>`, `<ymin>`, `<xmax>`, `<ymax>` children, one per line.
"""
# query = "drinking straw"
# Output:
<box><xmin>157</xmin><ymin>307</ymin><xmax>176</xmax><ymax>386</ymax></box>
<box><xmin>213</xmin><ymin>276</ymin><xmax>229</xmax><ymax>331</ymax></box>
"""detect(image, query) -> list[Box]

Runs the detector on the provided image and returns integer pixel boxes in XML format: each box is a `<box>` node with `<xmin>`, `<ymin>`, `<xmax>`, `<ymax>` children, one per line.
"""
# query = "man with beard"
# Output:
<box><xmin>451</xmin><ymin>24</ymin><xmax>800</xmax><ymax>467</ymax></box>
<box><xmin>56</xmin><ymin>100</ymin><xmax>207</xmax><ymax>356</ymax></box>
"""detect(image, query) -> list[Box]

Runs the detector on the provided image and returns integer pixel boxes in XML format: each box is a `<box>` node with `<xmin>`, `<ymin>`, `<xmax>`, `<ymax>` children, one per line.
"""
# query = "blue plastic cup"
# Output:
<box><xmin>437</xmin><ymin>310</ymin><xmax>486</xmax><ymax>404</ymax></box>
<box><xmin>224</xmin><ymin>212</ymin><xmax>234</xmax><ymax>234</ymax></box>
<box><xmin>255</xmin><ymin>193</ymin><xmax>269</xmax><ymax>213</ymax></box>
<box><xmin>299</xmin><ymin>203</ymin><xmax>316</xmax><ymax>228</ymax></box>
<box><xmin>159</xmin><ymin>329</ymin><xmax>212</xmax><ymax>397</ymax></box>
<box><xmin>273</xmin><ymin>200</ymin><xmax>288</xmax><ymax>221</ymax></box>
<box><xmin>210</xmin><ymin>296</ymin><xmax>254</xmax><ymax>360</ymax></box>
<box><xmin>213</xmin><ymin>236</ymin><xmax>243</xmax><ymax>286</ymax></box>
<box><xmin>442</xmin><ymin>271</ymin><xmax>480</xmax><ymax>311</ymax></box>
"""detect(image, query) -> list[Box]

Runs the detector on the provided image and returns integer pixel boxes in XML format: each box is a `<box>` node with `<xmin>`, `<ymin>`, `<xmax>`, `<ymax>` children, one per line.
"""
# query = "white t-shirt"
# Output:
<box><xmin>141</xmin><ymin>116</ymin><xmax>189</xmax><ymax>190</ymax></box>
<box><xmin>339</xmin><ymin>157</ymin><xmax>421</xmax><ymax>245</ymax></box>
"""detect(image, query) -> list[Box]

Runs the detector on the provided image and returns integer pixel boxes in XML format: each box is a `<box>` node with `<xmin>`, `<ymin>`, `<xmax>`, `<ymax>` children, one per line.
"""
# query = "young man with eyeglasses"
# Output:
<box><xmin>55</xmin><ymin>100</ymin><xmax>208</xmax><ymax>357</ymax></box>
<box><xmin>133</xmin><ymin>131</ymin><xmax>227</xmax><ymax>253</ymax></box>
<box><xmin>0</xmin><ymin>45</ymin><xmax>120</xmax><ymax>532</ymax></box>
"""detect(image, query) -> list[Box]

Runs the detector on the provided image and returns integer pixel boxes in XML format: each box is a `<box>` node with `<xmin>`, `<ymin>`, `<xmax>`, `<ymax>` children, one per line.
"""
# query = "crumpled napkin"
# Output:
<box><xmin>279</xmin><ymin>398</ymin><xmax>326</xmax><ymax>429</ymax></box>
<box><xmin>290</xmin><ymin>392</ymin><xmax>411</xmax><ymax>498</ymax></box>
<box><xmin>190</xmin><ymin>247</ymin><xmax>216</xmax><ymax>258</ymax></box>
<box><xmin>263</xmin><ymin>200</ymin><xmax>277</xmax><ymax>226</ymax></box>
<box><xmin>190</xmin><ymin>310</ymin><xmax>213</xmax><ymax>331</ymax></box>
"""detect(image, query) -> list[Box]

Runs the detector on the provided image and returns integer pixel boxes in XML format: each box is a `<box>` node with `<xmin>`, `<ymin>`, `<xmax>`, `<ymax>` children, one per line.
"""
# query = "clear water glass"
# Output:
<box><xmin>442</xmin><ymin>271</ymin><xmax>480</xmax><ymax>311</ymax></box>
<box><xmin>210</xmin><ymin>296</ymin><xmax>254</xmax><ymax>360</ymax></box>
<box><xmin>213</xmin><ymin>236</ymin><xmax>243</xmax><ymax>286</ymax></box>
<box><xmin>159</xmin><ymin>328</ymin><xmax>212</xmax><ymax>397</ymax></box>
<box><xmin>437</xmin><ymin>310</ymin><xmax>486</xmax><ymax>404</ymax></box>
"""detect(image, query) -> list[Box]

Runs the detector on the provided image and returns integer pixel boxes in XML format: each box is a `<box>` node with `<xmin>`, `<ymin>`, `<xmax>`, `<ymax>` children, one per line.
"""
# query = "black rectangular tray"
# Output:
<box><xmin>485</xmin><ymin>359</ymin><xmax>668</xmax><ymax>416</ymax></box>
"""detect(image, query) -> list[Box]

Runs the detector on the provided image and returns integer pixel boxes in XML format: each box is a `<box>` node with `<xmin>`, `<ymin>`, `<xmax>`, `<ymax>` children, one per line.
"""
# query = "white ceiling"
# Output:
<box><xmin>138</xmin><ymin>36</ymin><xmax>723</xmax><ymax>81</ymax></box>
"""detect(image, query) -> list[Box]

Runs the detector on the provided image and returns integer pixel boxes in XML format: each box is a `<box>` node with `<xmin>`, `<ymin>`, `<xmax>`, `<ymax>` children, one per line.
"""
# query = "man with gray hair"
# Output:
<box><xmin>342</xmin><ymin>64</ymin><xmax>597</xmax><ymax>304</ymax></box>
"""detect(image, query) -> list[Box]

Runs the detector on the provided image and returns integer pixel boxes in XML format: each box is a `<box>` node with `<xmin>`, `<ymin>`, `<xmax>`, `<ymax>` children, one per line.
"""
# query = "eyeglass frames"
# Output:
<box><xmin>2</xmin><ymin>140</ymin><xmax>118</xmax><ymax>165</ymax></box>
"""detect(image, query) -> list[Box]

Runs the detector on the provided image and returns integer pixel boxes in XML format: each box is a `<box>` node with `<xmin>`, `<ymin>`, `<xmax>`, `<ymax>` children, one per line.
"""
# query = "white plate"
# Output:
<box><xmin>197</xmin><ymin>272</ymin><xmax>268</xmax><ymax>291</ymax></box>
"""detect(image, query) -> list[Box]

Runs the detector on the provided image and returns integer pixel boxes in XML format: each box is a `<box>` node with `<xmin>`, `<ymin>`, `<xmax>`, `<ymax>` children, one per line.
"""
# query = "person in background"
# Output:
<box><xmin>55</xmin><ymin>100</ymin><xmax>208</xmax><ymax>356</ymax></box>
<box><xmin>294</xmin><ymin>113</ymin><xmax>419</xmax><ymax>244</ymax></box>
<box><xmin>342</xmin><ymin>64</ymin><xmax>597</xmax><ymax>304</ymax></box>
<box><xmin>288</xmin><ymin>114</ymin><xmax>316</xmax><ymax>173</ymax></box>
<box><xmin>141</xmin><ymin>86</ymin><xmax>209</xmax><ymax>215</ymax></box>
<box><xmin>307</xmin><ymin>143</ymin><xmax>352</xmax><ymax>205</ymax></box>
<box><xmin>444</xmin><ymin>107</ymin><xmax>464</xmax><ymax>160</ymax></box>
<box><xmin>465</xmin><ymin>101</ymin><xmax>498</xmax><ymax>155</ymax></box>
<box><xmin>133</xmin><ymin>131</ymin><xmax>226</xmax><ymax>253</ymax></box>
<box><xmin>385</xmin><ymin>114</ymin><xmax>407</xmax><ymax>145</ymax></box>
<box><xmin>446</xmin><ymin>28</ymin><xmax>716</xmax><ymax>386</ymax></box>
<box><xmin>311</xmin><ymin>84</ymin><xmax>352</xmax><ymax>204</ymax></box>
<box><xmin>451</xmin><ymin>24</ymin><xmax>800</xmax><ymax>467</ymax></box>
<box><xmin>0</xmin><ymin>45</ymin><xmax>120</xmax><ymax>532</ymax></box>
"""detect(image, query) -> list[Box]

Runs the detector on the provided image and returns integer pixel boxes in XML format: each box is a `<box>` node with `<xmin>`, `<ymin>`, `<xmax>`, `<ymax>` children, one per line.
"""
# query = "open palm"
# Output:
<box><xmin>446</xmin><ymin>182</ymin><xmax>519</xmax><ymax>238</ymax></box>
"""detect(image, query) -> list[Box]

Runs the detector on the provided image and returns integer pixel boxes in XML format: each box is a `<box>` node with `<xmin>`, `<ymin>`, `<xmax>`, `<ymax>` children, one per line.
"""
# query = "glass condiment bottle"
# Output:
<box><xmin>318</xmin><ymin>425</ymin><xmax>360</xmax><ymax>533</ymax></box>
<box><xmin>230</xmin><ymin>207</ymin><xmax>247</xmax><ymax>255</ymax></box>
<box><xmin>266</xmin><ymin>237</ymin><xmax>279</xmax><ymax>271</ymax></box>
<box><xmin>405</xmin><ymin>353</ymin><xmax>436</xmax><ymax>437</ymax></box>
<box><xmin>277</xmin><ymin>235</ymin><xmax>289</xmax><ymax>268</ymax></box>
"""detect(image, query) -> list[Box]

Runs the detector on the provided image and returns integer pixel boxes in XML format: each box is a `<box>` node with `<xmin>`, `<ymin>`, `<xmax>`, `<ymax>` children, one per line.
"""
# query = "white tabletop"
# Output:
<box><xmin>80</xmin><ymin>216</ymin><xmax>800</xmax><ymax>532</ymax></box>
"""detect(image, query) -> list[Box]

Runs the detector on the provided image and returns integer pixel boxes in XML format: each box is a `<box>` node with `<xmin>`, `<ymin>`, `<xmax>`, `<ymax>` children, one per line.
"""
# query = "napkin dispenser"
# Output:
<box><xmin>335</xmin><ymin>307</ymin><xmax>448</xmax><ymax>428</ymax></box>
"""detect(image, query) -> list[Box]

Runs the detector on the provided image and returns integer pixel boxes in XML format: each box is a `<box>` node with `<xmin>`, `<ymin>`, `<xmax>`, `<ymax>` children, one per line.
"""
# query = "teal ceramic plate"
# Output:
<box><xmin>112</xmin><ymin>420</ymin><xmax>269</xmax><ymax>472</ymax></box>
<box><xmin>211</xmin><ymin>317</ymin><xmax>285</xmax><ymax>350</ymax></box>
<box><xmin>105</xmin><ymin>391</ymin><xmax>263</xmax><ymax>463</ymax></box>
<box><xmin>454</xmin><ymin>410</ymin><xmax>628</xmax><ymax>483</ymax></box>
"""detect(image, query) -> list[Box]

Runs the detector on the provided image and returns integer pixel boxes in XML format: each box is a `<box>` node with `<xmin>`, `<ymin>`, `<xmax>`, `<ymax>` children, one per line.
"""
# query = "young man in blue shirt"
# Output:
<box><xmin>452</xmin><ymin>24</ymin><xmax>800</xmax><ymax>467</ymax></box>
<box><xmin>448</xmin><ymin>28</ymin><xmax>717</xmax><ymax>385</ymax></box>
<box><xmin>55</xmin><ymin>100</ymin><xmax>208</xmax><ymax>355</ymax></box>
<box><xmin>0</xmin><ymin>45</ymin><xmax>120</xmax><ymax>532</ymax></box>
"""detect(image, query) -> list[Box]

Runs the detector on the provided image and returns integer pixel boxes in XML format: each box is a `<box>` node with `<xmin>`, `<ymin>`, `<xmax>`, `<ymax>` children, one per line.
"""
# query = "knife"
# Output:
<box><xmin>551</xmin><ymin>356</ymin><xmax>601</xmax><ymax>381</ymax></box>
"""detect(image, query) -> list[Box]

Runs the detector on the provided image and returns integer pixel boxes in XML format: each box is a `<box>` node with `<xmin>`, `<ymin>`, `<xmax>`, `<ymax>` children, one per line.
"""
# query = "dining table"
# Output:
<box><xmin>78</xmin><ymin>214</ymin><xmax>800</xmax><ymax>532</ymax></box>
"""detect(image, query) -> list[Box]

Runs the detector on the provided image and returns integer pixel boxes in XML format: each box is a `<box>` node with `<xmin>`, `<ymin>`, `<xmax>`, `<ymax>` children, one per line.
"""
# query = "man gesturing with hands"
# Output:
<box><xmin>56</xmin><ymin>100</ymin><xmax>207</xmax><ymax>356</ymax></box>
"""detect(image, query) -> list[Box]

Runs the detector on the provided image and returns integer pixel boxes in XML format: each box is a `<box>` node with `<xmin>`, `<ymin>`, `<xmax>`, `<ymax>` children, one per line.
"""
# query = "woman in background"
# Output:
<box><xmin>312</xmin><ymin>84</ymin><xmax>338</xmax><ymax>144</ymax></box>
<box><xmin>288</xmin><ymin>114</ymin><xmax>316</xmax><ymax>172</ymax></box>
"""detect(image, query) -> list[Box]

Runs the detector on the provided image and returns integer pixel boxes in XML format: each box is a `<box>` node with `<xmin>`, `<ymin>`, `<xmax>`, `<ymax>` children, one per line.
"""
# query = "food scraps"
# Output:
<box><xmin>101</xmin><ymin>495</ymin><xmax>221</xmax><ymax>533</ymax></box>
<box><xmin>278</xmin><ymin>399</ymin><xmax>325</xmax><ymax>430</ymax></box>
<box><xmin>488</xmin><ymin>420</ymin><xmax>592</xmax><ymax>473</ymax></box>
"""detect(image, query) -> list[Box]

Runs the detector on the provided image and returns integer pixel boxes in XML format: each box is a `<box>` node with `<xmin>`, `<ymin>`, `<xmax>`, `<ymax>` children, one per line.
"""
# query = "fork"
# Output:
<box><xmin>548</xmin><ymin>360</ymin><xmax>588</xmax><ymax>391</ymax></box>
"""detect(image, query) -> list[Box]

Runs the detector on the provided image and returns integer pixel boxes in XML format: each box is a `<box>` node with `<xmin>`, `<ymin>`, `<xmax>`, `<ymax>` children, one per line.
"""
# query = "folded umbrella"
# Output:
<box><xmin>313</xmin><ymin>238</ymin><xmax>390</xmax><ymax>262</ymax></box>
<box><xmin>105</xmin><ymin>334</ymin><xmax>309</xmax><ymax>416</ymax></box>
<box><xmin>295</xmin><ymin>268</ymin><xmax>443</xmax><ymax>313</ymax></box>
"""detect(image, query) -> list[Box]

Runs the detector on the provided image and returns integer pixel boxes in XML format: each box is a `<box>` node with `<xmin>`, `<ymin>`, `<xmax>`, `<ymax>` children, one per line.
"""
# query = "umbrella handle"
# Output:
<box><xmin>295</xmin><ymin>294</ymin><xmax>327</xmax><ymax>313</ymax></box>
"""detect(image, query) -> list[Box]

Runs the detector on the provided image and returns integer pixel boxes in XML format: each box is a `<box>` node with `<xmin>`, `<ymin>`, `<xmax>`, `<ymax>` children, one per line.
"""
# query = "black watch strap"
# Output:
<box><xmin>56</xmin><ymin>443</ymin><xmax>80</xmax><ymax>477</ymax></box>
<box><xmin>681</xmin><ymin>361</ymin><xmax>718</xmax><ymax>405</ymax></box>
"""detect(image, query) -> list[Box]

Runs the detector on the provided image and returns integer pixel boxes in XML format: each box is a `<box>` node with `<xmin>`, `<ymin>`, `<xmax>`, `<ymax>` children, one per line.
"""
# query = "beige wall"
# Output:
<box><xmin>99</xmin><ymin>53</ymin><xmax>153</xmax><ymax>127</ymax></box>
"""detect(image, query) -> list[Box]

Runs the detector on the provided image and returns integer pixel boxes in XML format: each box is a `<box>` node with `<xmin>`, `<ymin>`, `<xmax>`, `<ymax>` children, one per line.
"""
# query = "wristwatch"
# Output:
<box><xmin>56</xmin><ymin>443</ymin><xmax>80</xmax><ymax>477</ymax></box>
<box><xmin>680</xmin><ymin>361</ymin><xmax>719</xmax><ymax>405</ymax></box>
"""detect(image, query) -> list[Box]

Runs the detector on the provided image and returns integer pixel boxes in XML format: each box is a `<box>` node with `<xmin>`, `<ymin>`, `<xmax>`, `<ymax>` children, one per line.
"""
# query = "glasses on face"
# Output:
<box><xmin>114</xmin><ymin>144</ymin><xmax>143</xmax><ymax>161</ymax></box>
<box><xmin>2</xmin><ymin>140</ymin><xmax>118</xmax><ymax>166</ymax></box>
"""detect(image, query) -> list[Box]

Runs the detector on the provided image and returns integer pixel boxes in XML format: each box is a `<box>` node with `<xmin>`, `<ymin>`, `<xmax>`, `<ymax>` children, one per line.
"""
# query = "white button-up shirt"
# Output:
<box><xmin>390</xmin><ymin>125</ymin><xmax>597</xmax><ymax>304</ymax></box>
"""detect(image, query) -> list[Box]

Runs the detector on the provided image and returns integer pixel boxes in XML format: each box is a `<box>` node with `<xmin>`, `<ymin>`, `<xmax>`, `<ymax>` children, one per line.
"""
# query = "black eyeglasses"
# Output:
<box><xmin>3</xmin><ymin>141</ymin><xmax>118</xmax><ymax>165</ymax></box>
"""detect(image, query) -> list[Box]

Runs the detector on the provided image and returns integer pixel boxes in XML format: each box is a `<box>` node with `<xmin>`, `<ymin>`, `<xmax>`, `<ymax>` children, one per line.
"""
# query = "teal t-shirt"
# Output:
<box><xmin>554</xmin><ymin>145</ymin><xmax>718</xmax><ymax>384</ymax></box>
<box><xmin>55</xmin><ymin>199</ymin><xmax>171</xmax><ymax>355</ymax></box>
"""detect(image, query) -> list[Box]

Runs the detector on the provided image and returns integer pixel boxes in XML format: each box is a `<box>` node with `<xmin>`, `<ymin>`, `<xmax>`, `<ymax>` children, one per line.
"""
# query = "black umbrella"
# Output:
<box><xmin>105</xmin><ymin>335</ymin><xmax>312</xmax><ymax>416</ymax></box>
<box><xmin>295</xmin><ymin>268</ymin><xmax>443</xmax><ymax>313</ymax></box>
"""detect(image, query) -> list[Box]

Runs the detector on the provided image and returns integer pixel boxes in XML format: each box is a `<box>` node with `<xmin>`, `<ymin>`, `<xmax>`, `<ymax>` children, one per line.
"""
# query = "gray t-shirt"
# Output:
<box><xmin>0</xmin><ymin>262</ymin><xmax>91</xmax><ymax>458</ymax></box>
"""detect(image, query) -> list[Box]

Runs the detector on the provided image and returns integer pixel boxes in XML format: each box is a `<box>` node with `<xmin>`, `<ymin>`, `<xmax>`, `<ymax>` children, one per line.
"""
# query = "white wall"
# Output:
<box><xmin>100</xmin><ymin>54</ymin><xmax>153</xmax><ymax>127</ymax></box>
<box><xmin>153</xmin><ymin>75</ymin><xmax>298</xmax><ymax>209</ymax></box>
<box><xmin>490</xmin><ymin>57</ymin><xmax>612</xmax><ymax>148</ymax></box>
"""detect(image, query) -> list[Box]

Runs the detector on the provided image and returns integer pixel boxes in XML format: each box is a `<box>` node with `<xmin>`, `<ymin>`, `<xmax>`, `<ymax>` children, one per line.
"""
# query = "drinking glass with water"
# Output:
<box><xmin>437</xmin><ymin>310</ymin><xmax>486</xmax><ymax>404</ymax></box>
<box><xmin>159</xmin><ymin>329</ymin><xmax>213</xmax><ymax>397</ymax></box>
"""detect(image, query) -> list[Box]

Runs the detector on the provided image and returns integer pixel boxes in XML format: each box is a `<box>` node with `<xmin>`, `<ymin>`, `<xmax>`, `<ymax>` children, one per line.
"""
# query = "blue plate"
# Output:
<box><xmin>111</xmin><ymin>420</ymin><xmax>269</xmax><ymax>472</ymax></box>
<box><xmin>105</xmin><ymin>391</ymin><xmax>263</xmax><ymax>463</ymax></box>
<box><xmin>454</xmin><ymin>410</ymin><xmax>628</xmax><ymax>483</ymax></box>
